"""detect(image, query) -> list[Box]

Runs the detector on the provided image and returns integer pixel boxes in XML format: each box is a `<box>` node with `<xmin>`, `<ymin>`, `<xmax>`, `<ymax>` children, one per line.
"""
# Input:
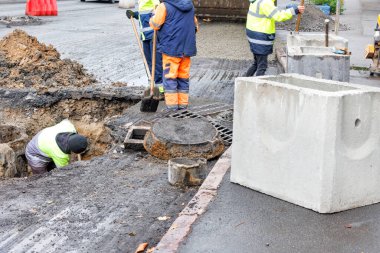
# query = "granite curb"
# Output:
<box><xmin>154</xmin><ymin>147</ymin><xmax>232</xmax><ymax>253</ymax></box>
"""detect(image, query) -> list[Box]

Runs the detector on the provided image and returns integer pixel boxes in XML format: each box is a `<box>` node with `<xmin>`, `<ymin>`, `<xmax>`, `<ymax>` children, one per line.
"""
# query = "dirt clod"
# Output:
<box><xmin>276</xmin><ymin>5</ymin><xmax>349</xmax><ymax>32</ymax></box>
<box><xmin>0</xmin><ymin>29</ymin><xmax>96</xmax><ymax>90</ymax></box>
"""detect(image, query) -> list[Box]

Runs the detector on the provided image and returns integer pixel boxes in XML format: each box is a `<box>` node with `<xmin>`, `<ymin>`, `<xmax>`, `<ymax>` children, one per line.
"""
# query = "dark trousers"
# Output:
<box><xmin>245</xmin><ymin>54</ymin><xmax>268</xmax><ymax>77</ymax></box>
<box><xmin>29</xmin><ymin>161</ymin><xmax>56</xmax><ymax>174</ymax></box>
<box><xmin>143</xmin><ymin>39</ymin><xmax>163</xmax><ymax>86</ymax></box>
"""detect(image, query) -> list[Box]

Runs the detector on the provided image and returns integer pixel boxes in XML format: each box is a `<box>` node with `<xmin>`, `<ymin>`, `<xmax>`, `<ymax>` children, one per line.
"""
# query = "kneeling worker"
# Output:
<box><xmin>245</xmin><ymin>0</ymin><xmax>305</xmax><ymax>76</ymax></box>
<box><xmin>25</xmin><ymin>119</ymin><xmax>88</xmax><ymax>174</ymax></box>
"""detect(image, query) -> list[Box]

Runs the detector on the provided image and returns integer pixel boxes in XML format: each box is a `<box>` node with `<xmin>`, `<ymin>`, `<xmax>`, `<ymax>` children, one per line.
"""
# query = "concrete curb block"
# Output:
<box><xmin>154</xmin><ymin>147</ymin><xmax>231</xmax><ymax>253</ymax></box>
<box><xmin>275</xmin><ymin>47</ymin><xmax>287</xmax><ymax>73</ymax></box>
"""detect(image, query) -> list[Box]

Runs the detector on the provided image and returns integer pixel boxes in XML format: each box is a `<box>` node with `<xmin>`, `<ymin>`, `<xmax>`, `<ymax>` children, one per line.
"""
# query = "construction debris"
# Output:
<box><xmin>276</xmin><ymin>5</ymin><xmax>349</xmax><ymax>32</ymax></box>
<box><xmin>0</xmin><ymin>29</ymin><xmax>96</xmax><ymax>91</ymax></box>
<box><xmin>0</xmin><ymin>16</ymin><xmax>43</xmax><ymax>27</ymax></box>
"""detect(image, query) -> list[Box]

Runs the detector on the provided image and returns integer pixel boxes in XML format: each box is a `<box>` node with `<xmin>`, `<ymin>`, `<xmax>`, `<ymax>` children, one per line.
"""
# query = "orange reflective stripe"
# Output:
<box><xmin>178</xmin><ymin>92</ymin><xmax>189</xmax><ymax>106</ymax></box>
<box><xmin>163</xmin><ymin>54</ymin><xmax>181</xmax><ymax>79</ymax></box>
<box><xmin>165</xmin><ymin>93</ymin><xmax>178</xmax><ymax>106</ymax></box>
<box><xmin>178</xmin><ymin>57</ymin><xmax>191</xmax><ymax>79</ymax></box>
<box><xmin>149</xmin><ymin>3</ymin><xmax>167</xmax><ymax>30</ymax></box>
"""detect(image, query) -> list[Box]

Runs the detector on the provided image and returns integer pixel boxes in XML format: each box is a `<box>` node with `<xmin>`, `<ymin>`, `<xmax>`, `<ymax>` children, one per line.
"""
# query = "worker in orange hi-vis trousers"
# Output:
<box><xmin>149</xmin><ymin>0</ymin><xmax>198</xmax><ymax>111</ymax></box>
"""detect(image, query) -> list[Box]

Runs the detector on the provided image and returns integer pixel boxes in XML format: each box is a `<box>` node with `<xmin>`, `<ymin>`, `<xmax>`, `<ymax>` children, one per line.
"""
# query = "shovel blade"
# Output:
<box><xmin>140</xmin><ymin>96</ymin><xmax>159</xmax><ymax>112</ymax></box>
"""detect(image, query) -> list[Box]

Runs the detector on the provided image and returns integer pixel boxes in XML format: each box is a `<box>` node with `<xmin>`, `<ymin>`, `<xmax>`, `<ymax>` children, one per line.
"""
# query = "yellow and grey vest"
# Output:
<box><xmin>246</xmin><ymin>0</ymin><xmax>296</xmax><ymax>55</ymax></box>
<box><xmin>38</xmin><ymin>120</ymin><xmax>76</xmax><ymax>168</ymax></box>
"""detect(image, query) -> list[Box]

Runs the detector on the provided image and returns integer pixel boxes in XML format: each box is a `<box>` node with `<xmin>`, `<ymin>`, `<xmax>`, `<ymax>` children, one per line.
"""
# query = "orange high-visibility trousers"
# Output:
<box><xmin>162</xmin><ymin>54</ymin><xmax>191</xmax><ymax>110</ymax></box>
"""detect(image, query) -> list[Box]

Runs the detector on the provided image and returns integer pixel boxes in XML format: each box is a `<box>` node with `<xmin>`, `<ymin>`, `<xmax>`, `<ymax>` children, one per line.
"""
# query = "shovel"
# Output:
<box><xmin>128</xmin><ymin>13</ymin><xmax>160</xmax><ymax>112</ymax></box>
<box><xmin>295</xmin><ymin>0</ymin><xmax>304</xmax><ymax>32</ymax></box>
<box><xmin>129</xmin><ymin>14</ymin><xmax>152</xmax><ymax>82</ymax></box>
<box><xmin>140</xmin><ymin>29</ymin><xmax>160</xmax><ymax>112</ymax></box>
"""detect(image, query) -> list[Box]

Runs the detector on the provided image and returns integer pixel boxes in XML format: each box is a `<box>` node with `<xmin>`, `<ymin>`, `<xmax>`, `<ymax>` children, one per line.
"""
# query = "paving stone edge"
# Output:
<box><xmin>154</xmin><ymin>147</ymin><xmax>232</xmax><ymax>253</ymax></box>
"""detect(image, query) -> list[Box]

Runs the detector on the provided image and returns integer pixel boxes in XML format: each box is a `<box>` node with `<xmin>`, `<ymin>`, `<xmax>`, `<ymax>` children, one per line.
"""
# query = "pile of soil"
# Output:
<box><xmin>276</xmin><ymin>4</ymin><xmax>348</xmax><ymax>32</ymax></box>
<box><xmin>0</xmin><ymin>29</ymin><xmax>96</xmax><ymax>90</ymax></box>
<box><xmin>0</xmin><ymin>16</ymin><xmax>43</xmax><ymax>27</ymax></box>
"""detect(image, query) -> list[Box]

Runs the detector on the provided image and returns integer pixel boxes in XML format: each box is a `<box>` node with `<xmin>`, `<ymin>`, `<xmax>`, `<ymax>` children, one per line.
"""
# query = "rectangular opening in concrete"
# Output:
<box><xmin>299</xmin><ymin>46</ymin><xmax>334</xmax><ymax>55</ymax></box>
<box><xmin>124</xmin><ymin>126</ymin><xmax>151</xmax><ymax>151</ymax></box>
<box><xmin>264</xmin><ymin>76</ymin><xmax>357</xmax><ymax>92</ymax></box>
<box><xmin>130</xmin><ymin>128</ymin><xmax>148</xmax><ymax>140</ymax></box>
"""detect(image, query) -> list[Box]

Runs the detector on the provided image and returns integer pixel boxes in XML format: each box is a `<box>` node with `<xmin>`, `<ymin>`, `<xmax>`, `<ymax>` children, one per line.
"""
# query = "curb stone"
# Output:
<box><xmin>154</xmin><ymin>147</ymin><xmax>232</xmax><ymax>253</ymax></box>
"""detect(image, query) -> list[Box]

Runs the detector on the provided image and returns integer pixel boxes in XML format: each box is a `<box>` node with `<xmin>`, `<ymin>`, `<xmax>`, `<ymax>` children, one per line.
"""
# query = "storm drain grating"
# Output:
<box><xmin>170</xmin><ymin>110</ymin><xmax>233</xmax><ymax>145</ymax></box>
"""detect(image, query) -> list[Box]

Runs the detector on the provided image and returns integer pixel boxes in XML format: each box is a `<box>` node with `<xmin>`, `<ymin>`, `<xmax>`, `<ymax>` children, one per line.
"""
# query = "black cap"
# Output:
<box><xmin>68</xmin><ymin>134</ymin><xmax>88</xmax><ymax>154</ymax></box>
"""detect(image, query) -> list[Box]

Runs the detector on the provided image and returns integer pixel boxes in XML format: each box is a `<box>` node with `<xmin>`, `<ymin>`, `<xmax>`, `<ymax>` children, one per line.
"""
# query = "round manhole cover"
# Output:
<box><xmin>151</xmin><ymin>118</ymin><xmax>218</xmax><ymax>145</ymax></box>
<box><xmin>144</xmin><ymin>118</ymin><xmax>225</xmax><ymax>160</ymax></box>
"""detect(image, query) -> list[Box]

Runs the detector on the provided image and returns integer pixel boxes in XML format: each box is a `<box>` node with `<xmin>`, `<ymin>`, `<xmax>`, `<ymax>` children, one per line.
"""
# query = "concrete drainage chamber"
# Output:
<box><xmin>0</xmin><ymin>125</ymin><xmax>28</xmax><ymax>177</ymax></box>
<box><xmin>144</xmin><ymin>117</ymin><xmax>225</xmax><ymax>160</ymax></box>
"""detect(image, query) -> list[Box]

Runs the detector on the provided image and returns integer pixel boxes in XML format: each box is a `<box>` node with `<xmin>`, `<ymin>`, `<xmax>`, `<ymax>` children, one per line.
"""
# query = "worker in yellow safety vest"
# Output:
<box><xmin>245</xmin><ymin>0</ymin><xmax>305</xmax><ymax>76</ymax></box>
<box><xmin>25</xmin><ymin>120</ymin><xmax>88</xmax><ymax>174</ymax></box>
<box><xmin>127</xmin><ymin>0</ymin><xmax>164</xmax><ymax>96</ymax></box>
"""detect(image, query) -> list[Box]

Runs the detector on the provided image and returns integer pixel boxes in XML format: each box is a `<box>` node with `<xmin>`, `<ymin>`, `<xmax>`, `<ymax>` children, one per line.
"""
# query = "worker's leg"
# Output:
<box><xmin>177</xmin><ymin>56</ymin><xmax>191</xmax><ymax>110</ymax></box>
<box><xmin>142</xmin><ymin>40</ymin><xmax>152</xmax><ymax>73</ymax></box>
<box><xmin>25</xmin><ymin>145</ymin><xmax>48</xmax><ymax>174</ymax></box>
<box><xmin>29</xmin><ymin>165</ymin><xmax>47</xmax><ymax>174</ymax></box>
<box><xmin>255</xmin><ymin>54</ymin><xmax>268</xmax><ymax>76</ymax></box>
<box><xmin>163</xmin><ymin>54</ymin><xmax>181</xmax><ymax>110</ymax></box>
<box><xmin>245</xmin><ymin>54</ymin><xmax>258</xmax><ymax>77</ymax></box>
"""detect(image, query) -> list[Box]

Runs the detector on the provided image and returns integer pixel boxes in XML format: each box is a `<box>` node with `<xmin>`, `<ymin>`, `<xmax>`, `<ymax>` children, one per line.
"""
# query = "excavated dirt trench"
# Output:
<box><xmin>0</xmin><ymin>88</ymin><xmax>142</xmax><ymax>177</ymax></box>
<box><xmin>0</xmin><ymin>29</ymin><xmax>142</xmax><ymax>177</ymax></box>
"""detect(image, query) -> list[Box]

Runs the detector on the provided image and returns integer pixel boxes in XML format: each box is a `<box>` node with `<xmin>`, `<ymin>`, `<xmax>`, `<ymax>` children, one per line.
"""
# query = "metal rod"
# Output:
<box><xmin>325</xmin><ymin>19</ymin><xmax>330</xmax><ymax>47</ymax></box>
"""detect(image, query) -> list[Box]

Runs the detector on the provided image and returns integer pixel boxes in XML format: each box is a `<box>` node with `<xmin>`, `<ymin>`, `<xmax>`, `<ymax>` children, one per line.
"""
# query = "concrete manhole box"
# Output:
<box><xmin>144</xmin><ymin>118</ymin><xmax>224</xmax><ymax>160</ymax></box>
<box><xmin>286</xmin><ymin>34</ymin><xmax>350</xmax><ymax>82</ymax></box>
<box><xmin>0</xmin><ymin>125</ymin><xmax>28</xmax><ymax>177</ymax></box>
<box><xmin>231</xmin><ymin>74</ymin><xmax>380</xmax><ymax>213</ymax></box>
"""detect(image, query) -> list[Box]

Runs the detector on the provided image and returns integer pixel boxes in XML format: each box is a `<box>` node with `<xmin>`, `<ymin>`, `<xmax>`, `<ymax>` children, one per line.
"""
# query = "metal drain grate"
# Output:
<box><xmin>170</xmin><ymin>110</ymin><xmax>233</xmax><ymax>145</ymax></box>
<box><xmin>190</xmin><ymin>103</ymin><xmax>233</xmax><ymax>117</ymax></box>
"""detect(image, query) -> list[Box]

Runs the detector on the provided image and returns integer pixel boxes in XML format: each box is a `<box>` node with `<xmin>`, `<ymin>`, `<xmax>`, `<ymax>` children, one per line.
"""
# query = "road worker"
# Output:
<box><xmin>127</xmin><ymin>0</ymin><xmax>164</xmax><ymax>97</ymax></box>
<box><xmin>25</xmin><ymin>119</ymin><xmax>88</xmax><ymax>174</ymax></box>
<box><xmin>245</xmin><ymin>0</ymin><xmax>305</xmax><ymax>76</ymax></box>
<box><xmin>149</xmin><ymin>0</ymin><xmax>198</xmax><ymax>111</ymax></box>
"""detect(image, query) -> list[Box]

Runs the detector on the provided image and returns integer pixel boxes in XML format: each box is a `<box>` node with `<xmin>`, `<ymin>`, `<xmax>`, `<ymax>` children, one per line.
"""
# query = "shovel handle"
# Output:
<box><xmin>130</xmin><ymin>16</ymin><xmax>152</xmax><ymax>80</ymax></box>
<box><xmin>150</xmin><ymin>30</ymin><xmax>157</xmax><ymax>96</ymax></box>
<box><xmin>295</xmin><ymin>0</ymin><xmax>304</xmax><ymax>32</ymax></box>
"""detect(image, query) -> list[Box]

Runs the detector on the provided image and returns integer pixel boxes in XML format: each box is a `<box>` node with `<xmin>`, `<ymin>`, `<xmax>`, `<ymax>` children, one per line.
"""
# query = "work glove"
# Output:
<box><xmin>286</xmin><ymin>3</ymin><xmax>302</xmax><ymax>15</ymax></box>
<box><xmin>297</xmin><ymin>5</ymin><xmax>305</xmax><ymax>14</ymax></box>
<box><xmin>126</xmin><ymin>10</ymin><xmax>135</xmax><ymax>19</ymax></box>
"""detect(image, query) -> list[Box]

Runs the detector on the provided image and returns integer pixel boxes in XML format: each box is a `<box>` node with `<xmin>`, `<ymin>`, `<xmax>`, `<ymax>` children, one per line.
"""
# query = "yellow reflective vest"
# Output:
<box><xmin>38</xmin><ymin>120</ymin><xmax>77</xmax><ymax>168</ymax></box>
<box><xmin>246</xmin><ymin>0</ymin><xmax>296</xmax><ymax>55</ymax></box>
<box><xmin>138</xmin><ymin>0</ymin><xmax>160</xmax><ymax>41</ymax></box>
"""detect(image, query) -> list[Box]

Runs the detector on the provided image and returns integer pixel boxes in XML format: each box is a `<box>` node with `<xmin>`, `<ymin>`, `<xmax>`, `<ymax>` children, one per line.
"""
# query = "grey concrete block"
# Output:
<box><xmin>286</xmin><ymin>34</ymin><xmax>350</xmax><ymax>82</ymax></box>
<box><xmin>168</xmin><ymin>157</ymin><xmax>207</xmax><ymax>186</ymax></box>
<box><xmin>231</xmin><ymin>74</ymin><xmax>380</xmax><ymax>213</ymax></box>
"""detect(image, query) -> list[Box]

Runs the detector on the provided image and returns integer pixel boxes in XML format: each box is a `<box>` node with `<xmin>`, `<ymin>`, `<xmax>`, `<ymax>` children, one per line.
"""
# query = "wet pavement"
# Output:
<box><xmin>179</xmin><ymin>1</ymin><xmax>380</xmax><ymax>252</ymax></box>
<box><xmin>179</xmin><ymin>171</ymin><xmax>380</xmax><ymax>253</ymax></box>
